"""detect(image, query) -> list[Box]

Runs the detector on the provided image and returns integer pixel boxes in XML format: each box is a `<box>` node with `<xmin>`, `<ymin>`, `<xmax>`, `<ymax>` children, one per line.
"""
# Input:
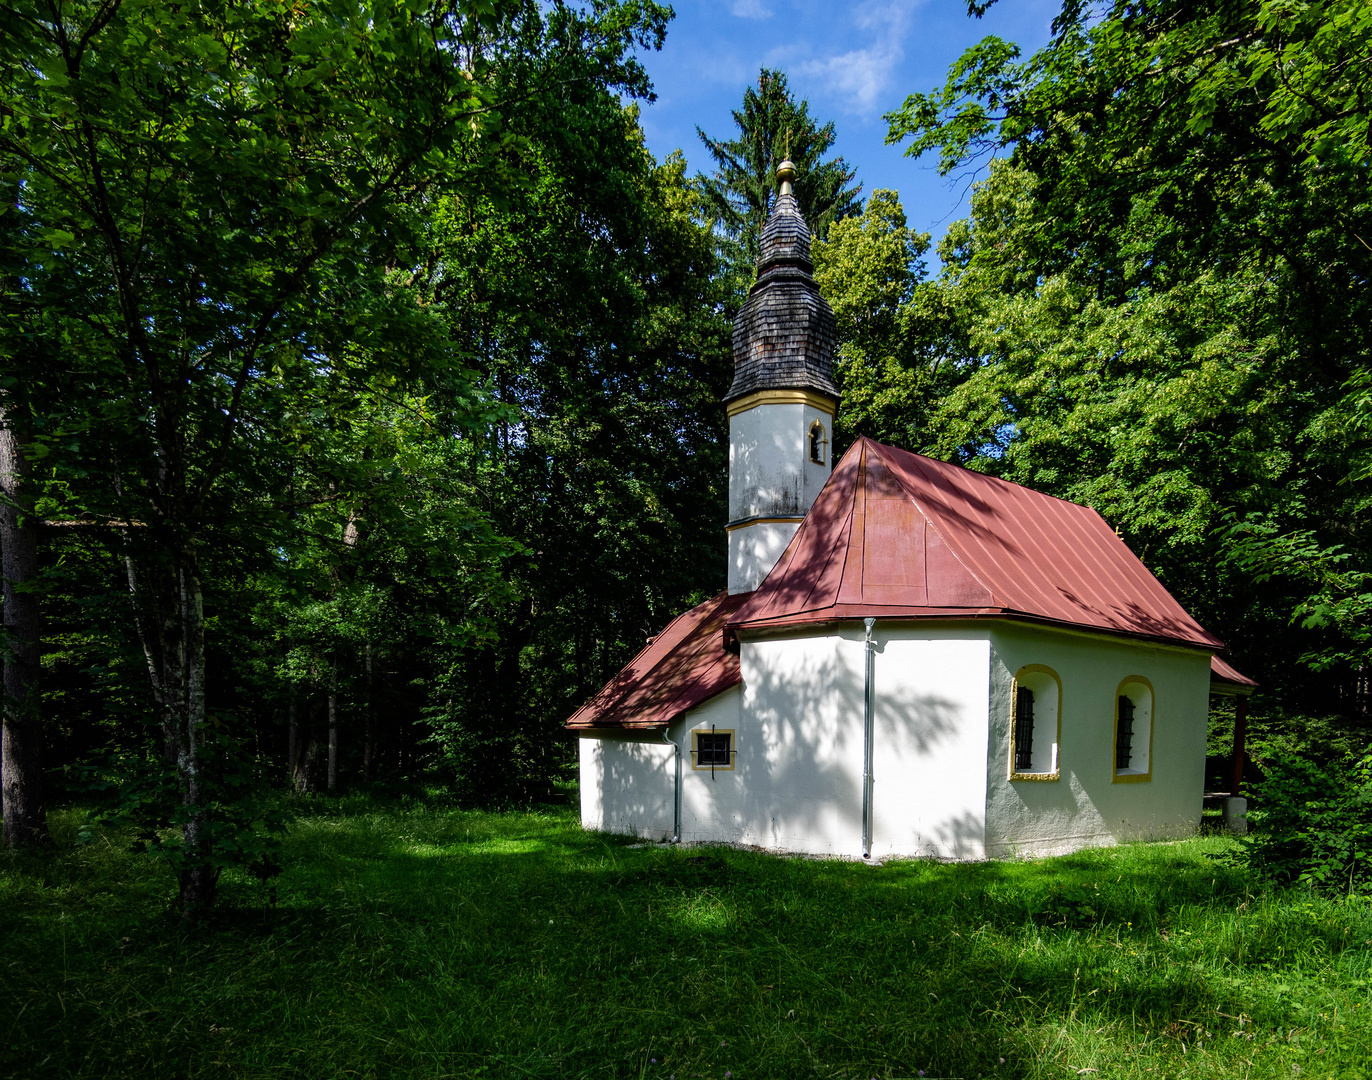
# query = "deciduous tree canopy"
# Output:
<box><xmin>875</xmin><ymin>0</ymin><xmax>1372</xmax><ymax>736</ymax></box>
<box><xmin>4</xmin><ymin>0</ymin><xmax>1370</xmax><ymax>908</ymax></box>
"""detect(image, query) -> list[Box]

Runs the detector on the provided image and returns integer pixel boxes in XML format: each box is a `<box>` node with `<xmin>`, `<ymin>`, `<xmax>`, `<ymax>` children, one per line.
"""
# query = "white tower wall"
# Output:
<box><xmin>727</xmin><ymin>394</ymin><xmax>835</xmax><ymax>593</ymax></box>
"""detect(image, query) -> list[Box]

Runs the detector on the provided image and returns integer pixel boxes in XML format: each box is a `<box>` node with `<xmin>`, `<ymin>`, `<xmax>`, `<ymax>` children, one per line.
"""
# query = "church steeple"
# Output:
<box><xmin>724</xmin><ymin>160</ymin><xmax>840</xmax><ymax>404</ymax></box>
<box><xmin>725</xmin><ymin>160</ymin><xmax>840</xmax><ymax>594</ymax></box>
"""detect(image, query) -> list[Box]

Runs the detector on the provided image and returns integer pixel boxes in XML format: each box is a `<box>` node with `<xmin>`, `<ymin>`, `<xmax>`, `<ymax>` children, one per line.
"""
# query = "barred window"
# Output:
<box><xmin>1113</xmin><ymin>678</ymin><xmax>1153</xmax><ymax>781</ymax></box>
<box><xmin>1009</xmin><ymin>665</ymin><xmax>1060</xmax><ymax>780</ymax></box>
<box><xmin>691</xmin><ymin>727</ymin><xmax>736</xmax><ymax>773</ymax></box>
<box><xmin>1115</xmin><ymin>696</ymin><xmax>1135</xmax><ymax>770</ymax></box>
<box><xmin>697</xmin><ymin>732</ymin><xmax>731</xmax><ymax>766</ymax></box>
<box><xmin>1014</xmin><ymin>687</ymin><xmax>1035</xmax><ymax>771</ymax></box>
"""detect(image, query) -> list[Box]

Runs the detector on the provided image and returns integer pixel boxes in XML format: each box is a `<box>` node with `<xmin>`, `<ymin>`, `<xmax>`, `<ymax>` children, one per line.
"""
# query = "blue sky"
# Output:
<box><xmin>634</xmin><ymin>0</ymin><xmax>1060</xmax><ymax>260</ymax></box>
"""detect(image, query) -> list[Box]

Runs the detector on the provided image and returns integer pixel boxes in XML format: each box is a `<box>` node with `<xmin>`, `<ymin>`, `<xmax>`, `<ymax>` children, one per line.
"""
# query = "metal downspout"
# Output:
<box><xmin>862</xmin><ymin>617</ymin><xmax>875</xmax><ymax>859</ymax></box>
<box><xmin>661</xmin><ymin>727</ymin><xmax>681</xmax><ymax>843</ymax></box>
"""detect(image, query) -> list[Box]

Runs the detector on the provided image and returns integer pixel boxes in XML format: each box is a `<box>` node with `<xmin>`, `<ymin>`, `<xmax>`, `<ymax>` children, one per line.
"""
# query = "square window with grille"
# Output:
<box><xmin>691</xmin><ymin>728</ymin><xmax>735</xmax><ymax>772</ymax></box>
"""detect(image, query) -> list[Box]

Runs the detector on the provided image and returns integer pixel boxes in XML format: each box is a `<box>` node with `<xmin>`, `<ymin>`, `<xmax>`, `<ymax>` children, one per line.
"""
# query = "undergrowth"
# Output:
<box><xmin>2</xmin><ymin>800</ymin><xmax>1371</xmax><ymax>1079</ymax></box>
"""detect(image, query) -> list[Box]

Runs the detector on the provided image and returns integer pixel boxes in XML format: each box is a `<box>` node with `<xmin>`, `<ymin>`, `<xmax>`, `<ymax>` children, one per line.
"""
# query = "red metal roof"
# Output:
<box><xmin>730</xmin><ymin>438</ymin><xmax>1223</xmax><ymax>650</ymax></box>
<box><xmin>565</xmin><ymin>592</ymin><xmax>747</xmax><ymax>730</ymax></box>
<box><xmin>1210</xmin><ymin>654</ymin><xmax>1258</xmax><ymax>692</ymax></box>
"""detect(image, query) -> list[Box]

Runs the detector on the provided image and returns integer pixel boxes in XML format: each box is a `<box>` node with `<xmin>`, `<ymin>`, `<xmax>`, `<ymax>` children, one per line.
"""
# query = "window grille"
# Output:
<box><xmin>1116</xmin><ymin>696</ymin><xmax>1135</xmax><ymax>770</ymax></box>
<box><xmin>1014</xmin><ymin>686</ymin><xmax>1035</xmax><ymax>771</ymax></box>
<box><xmin>697</xmin><ymin>732</ymin><xmax>731</xmax><ymax>766</ymax></box>
<box><xmin>690</xmin><ymin>725</ymin><xmax>736</xmax><ymax>775</ymax></box>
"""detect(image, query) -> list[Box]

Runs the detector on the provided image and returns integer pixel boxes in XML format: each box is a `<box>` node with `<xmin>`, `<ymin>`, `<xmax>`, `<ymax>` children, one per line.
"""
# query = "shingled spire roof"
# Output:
<box><xmin>724</xmin><ymin>160</ymin><xmax>840</xmax><ymax>403</ymax></box>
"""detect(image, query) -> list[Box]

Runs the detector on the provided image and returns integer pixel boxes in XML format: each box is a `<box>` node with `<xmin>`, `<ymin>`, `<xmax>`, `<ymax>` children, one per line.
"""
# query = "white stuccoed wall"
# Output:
<box><xmin>579</xmin><ymin>730</ymin><xmax>676</xmax><ymax>840</ymax></box>
<box><xmin>868</xmin><ymin>631</ymin><xmax>991</xmax><ymax>859</ymax></box>
<box><xmin>674</xmin><ymin>628</ymin><xmax>990</xmax><ymax>858</ymax></box>
<box><xmin>727</xmin><ymin>400</ymin><xmax>833</xmax><ymax>593</ymax></box>
<box><xmin>673</xmin><ymin>687</ymin><xmax>744</xmax><ymax>841</ymax></box>
<box><xmin>692</xmin><ymin>632</ymin><xmax>864</xmax><ymax>852</ymax></box>
<box><xmin>581</xmin><ymin>620</ymin><xmax>1209</xmax><ymax>861</ymax></box>
<box><xmin>983</xmin><ymin>623</ymin><xmax>1211</xmax><ymax>858</ymax></box>
<box><xmin>728</xmin><ymin>521</ymin><xmax>800</xmax><ymax>596</ymax></box>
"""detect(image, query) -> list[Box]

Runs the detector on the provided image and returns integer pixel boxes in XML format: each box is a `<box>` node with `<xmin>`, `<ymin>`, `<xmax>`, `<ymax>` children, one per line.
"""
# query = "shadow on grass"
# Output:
<box><xmin>4</xmin><ymin>804</ymin><xmax>1371</xmax><ymax>1080</ymax></box>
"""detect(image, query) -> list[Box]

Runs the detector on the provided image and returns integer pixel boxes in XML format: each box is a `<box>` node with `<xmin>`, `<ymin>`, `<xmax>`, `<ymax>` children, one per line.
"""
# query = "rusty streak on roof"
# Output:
<box><xmin>565</xmin><ymin>591</ymin><xmax>748</xmax><ymax>731</ymax></box>
<box><xmin>729</xmin><ymin>438</ymin><xmax>1223</xmax><ymax>650</ymax></box>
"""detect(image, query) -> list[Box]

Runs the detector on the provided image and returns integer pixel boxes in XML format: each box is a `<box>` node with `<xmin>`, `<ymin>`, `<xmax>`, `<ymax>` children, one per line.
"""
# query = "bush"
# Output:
<box><xmin>1240</xmin><ymin>746</ymin><xmax>1372</xmax><ymax>893</ymax></box>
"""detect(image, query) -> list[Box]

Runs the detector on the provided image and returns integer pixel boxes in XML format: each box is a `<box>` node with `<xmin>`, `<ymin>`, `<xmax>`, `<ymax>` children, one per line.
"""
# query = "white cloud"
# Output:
<box><xmin>796</xmin><ymin>0</ymin><xmax>923</xmax><ymax>115</ymax></box>
<box><xmin>729</xmin><ymin>0</ymin><xmax>773</xmax><ymax>18</ymax></box>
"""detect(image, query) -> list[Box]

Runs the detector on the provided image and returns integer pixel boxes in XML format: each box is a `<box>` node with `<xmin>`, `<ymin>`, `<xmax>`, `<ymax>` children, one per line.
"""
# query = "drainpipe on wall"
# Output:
<box><xmin>661</xmin><ymin>727</ymin><xmax>681</xmax><ymax>843</ymax></box>
<box><xmin>862</xmin><ymin>617</ymin><xmax>876</xmax><ymax>859</ymax></box>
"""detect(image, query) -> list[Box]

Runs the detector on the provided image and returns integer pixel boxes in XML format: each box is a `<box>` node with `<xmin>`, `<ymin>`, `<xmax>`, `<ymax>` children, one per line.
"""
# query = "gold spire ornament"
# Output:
<box><xmin>776</xmin><ymin>158</ymin><xmax>795</xmax><ymax>196</ymax></box>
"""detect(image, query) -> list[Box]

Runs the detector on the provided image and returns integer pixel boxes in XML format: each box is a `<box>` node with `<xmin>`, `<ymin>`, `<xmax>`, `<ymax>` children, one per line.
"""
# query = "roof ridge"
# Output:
<box><xmin>867</xmin><ymin>437</ymin><xmax>1120</xmax><ymax>513</ymax></box>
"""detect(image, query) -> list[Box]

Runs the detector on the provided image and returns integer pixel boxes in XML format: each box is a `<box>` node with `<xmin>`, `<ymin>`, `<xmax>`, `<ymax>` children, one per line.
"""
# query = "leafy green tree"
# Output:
<box><xmin>426</xmin><ymin>122</ymin><xmax>734</xmax><ymax>799</ymax></box>
<box><xmin>812</xmin><ymin>189</ymin><xmax>965</xmax><ymax>453</ymax></box>
<box><xmin>697</xmin><ymin>68</ymin><xmax>862</xmax><ymax>278</ymax></box>
<box><xmin>882</xmin><ymin>0</ymin><xmax>1372</xmax><ymax>725</ymax></box>
<box><xmin>256</xmin><ymin>383</ymin><xmax>522</xmax><ymax>794</ymax></box>
<box><xmin>1</xmin><ymin>0</ymin><xmax>669</xmax><ymax>910</ymax></box>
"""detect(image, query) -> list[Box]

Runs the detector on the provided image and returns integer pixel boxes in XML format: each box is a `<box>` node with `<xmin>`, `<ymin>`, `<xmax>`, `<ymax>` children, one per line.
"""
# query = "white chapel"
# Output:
<box><xmin>567</xmin><ymin>162</ymin><xmax>1252</xmax><ymax>860</ymax></box>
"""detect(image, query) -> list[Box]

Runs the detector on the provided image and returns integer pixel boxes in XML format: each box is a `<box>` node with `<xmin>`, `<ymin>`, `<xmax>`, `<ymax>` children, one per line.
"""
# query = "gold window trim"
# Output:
<box><xmin>1009</xmin><ymin>664</ymin><xmax>1062</xmax><ymax>782</ymax></box>
<box><xmin>808</xmin><ymin>419</ymin><xmax>829</xmax><ymax>465</ymax></box>
<box><xmin>1112</xmin><ymin>675</ymin><xmax>1155</xmax><ymax>783</ymax></box>
<box><xmin>690</xmin><ymin>727</ymin><xmax>736</xmax><ymax>772</ymax></box>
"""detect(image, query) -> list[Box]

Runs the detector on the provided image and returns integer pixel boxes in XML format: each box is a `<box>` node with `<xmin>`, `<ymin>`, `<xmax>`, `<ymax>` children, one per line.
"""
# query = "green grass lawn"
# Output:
<box><xmin>3</xmin><ymin>800</ymin><xmax>1370</xmax><ymax>1080</ymax></box>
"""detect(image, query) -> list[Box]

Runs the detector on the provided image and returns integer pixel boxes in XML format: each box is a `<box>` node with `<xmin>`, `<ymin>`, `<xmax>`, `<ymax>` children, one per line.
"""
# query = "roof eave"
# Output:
<box><xmin>728</xmin><ymin>607</ymin><xmax>1223</xmax><ymax>652</ymax></box>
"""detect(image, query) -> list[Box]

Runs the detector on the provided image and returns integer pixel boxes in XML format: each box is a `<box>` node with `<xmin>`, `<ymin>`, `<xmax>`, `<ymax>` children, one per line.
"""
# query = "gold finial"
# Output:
<box><xmin>776</xmin><ymin>158</ymin><xmax>795</xmax><ymax>196</ymax></box>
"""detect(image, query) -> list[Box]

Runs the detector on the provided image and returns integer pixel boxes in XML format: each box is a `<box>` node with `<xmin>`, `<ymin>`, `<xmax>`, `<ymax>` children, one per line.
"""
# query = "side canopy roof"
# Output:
<box><xmin>566</xmin><ymin>592</ymin><xmax>747</xmax><ymax>730</ymax></box>
<box><xmin>730</xmin><ymin>438</ymin><xmax>1223</xmax><ymax>650</ymax></box>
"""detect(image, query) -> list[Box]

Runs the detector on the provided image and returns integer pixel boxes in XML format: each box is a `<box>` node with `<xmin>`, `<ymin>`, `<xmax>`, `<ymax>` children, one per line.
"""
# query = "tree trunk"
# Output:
<box><xmin>175</xmin><ymin>557</ymin><xmax>216</xmax><ymax>914</ymax></box>
<box><xmin>327</xmin><ymin>688</ymin><xmax>338</xmax><ymax>792</ymax></box>
<box><xmin>0</xmin><ymin>409</ymin><xmax>47</xmax><ymax>848</ymax></box>
<box><xmin>123</xmin><ymin>551</ymin><xmax>177</xmax><ymax>764</ymax></box>
<box><xmin>294</xmin><ymin>696</ymin><xmax>322</xmax><ymax>793</ymax></box>
<box><xmin>363</xmin><ymin>641</ymin><xmax>374</xmax><ymax>784</ymax></box>
<box><xmin>287</xmin><ymin>694</ymin><xmax>298</xmax><ymax>784</ymax></box>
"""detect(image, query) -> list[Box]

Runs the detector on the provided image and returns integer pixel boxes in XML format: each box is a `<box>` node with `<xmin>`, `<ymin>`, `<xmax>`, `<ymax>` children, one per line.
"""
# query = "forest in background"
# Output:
<box><xmin>2</xmin><ymin>0</ymin><xmax>1370</xmax><ymax>910</ymax></box>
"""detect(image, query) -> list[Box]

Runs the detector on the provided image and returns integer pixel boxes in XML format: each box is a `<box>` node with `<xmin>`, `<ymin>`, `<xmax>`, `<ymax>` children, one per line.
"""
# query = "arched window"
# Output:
<box><xmin>1113</xmin><ymin>677</ymin><xmax>1154</xmax><ymax>782</ymax></box>
<box><xmin>1009</xmin><ymin>665</ymin><xmax>1061</xmax><ymax>780</ymax></box>
<box><xmin>808</xmin><ymin>420</ymin><xmax>828</xmax><ymax>464</ymax></box>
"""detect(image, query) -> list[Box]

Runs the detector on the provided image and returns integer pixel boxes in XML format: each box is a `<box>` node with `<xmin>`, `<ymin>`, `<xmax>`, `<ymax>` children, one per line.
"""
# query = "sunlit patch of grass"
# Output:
<box><xmin>3</xmin><ymin>800</ymin><xmax>1371</xmax><ymax>1079</ymax></box>
<box><xmin>670</xmin><ymin>888</ymin><xmax>737</xmax><ymax>933</ymax></box>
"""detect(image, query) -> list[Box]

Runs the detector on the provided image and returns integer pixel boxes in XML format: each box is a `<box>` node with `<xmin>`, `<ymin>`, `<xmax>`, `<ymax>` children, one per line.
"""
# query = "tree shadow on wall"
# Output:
<box><xmin>733</xmin><ymin>631</ymin><xmax>966</xmax><ymax>852</ymax></box>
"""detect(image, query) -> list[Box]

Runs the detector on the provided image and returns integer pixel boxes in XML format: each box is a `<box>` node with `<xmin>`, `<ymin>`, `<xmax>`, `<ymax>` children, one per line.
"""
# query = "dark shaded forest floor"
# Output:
<box><xmin>2</xmin><ymin>798</ymin><xmax>1370</xmax><ymax>1079</ymax></box>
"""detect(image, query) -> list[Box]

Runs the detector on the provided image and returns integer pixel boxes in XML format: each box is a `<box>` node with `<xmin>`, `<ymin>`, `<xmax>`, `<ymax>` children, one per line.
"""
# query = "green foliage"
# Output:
<box><xmin>1223</xmin><ymin>515</ymin><xmax>1372</xmax><ymax>672</ymax></box>
<box><xmin>72</xmin><ymin>724</ymin><xmax>292</xmax><ymax>888</ymax></box>
<box><xmin>5</xmin><ymin>806</ymin><xmax>1372</xmax><ymax>1078</ymax></box>
<box><xmin>696</xmin><ymin>67</ymin><xmax>862</xmax><ymax>278</ymax></box>
<box><xmin>1240</xmin><ymin>748</ymin><xmax>1372</xmax><ymax>894</ymax></box>
<box><xmin>873</xmin><ymin>0</ymin><xmax>1372</xmax><ymax>723</ymax></box>
<box><xmin>1185</xmin><ymin>0</ymin><xmax>1372</xmax><ymax>168</ymax></box>
<box><xmin>419</xmin><ymin>118</ymin><xmax>733</xmax><ymax>799</ymax></box>
<box><xmin>812</xmin><ymin>189</ymin><xmax>963</xmax><ymax>453</ymax></box>
<box><xmin>2</xmin><ymin>0</ymin><xmax>689</xmax><ymax>860</ymax></box>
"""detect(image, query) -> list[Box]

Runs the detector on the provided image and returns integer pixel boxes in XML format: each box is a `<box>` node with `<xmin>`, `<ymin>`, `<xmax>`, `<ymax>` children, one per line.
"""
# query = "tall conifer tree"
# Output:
<box><xmin>697</xmin><ymin>68</ymin><xmax>861</xmax><ymax>276</ymax></box>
